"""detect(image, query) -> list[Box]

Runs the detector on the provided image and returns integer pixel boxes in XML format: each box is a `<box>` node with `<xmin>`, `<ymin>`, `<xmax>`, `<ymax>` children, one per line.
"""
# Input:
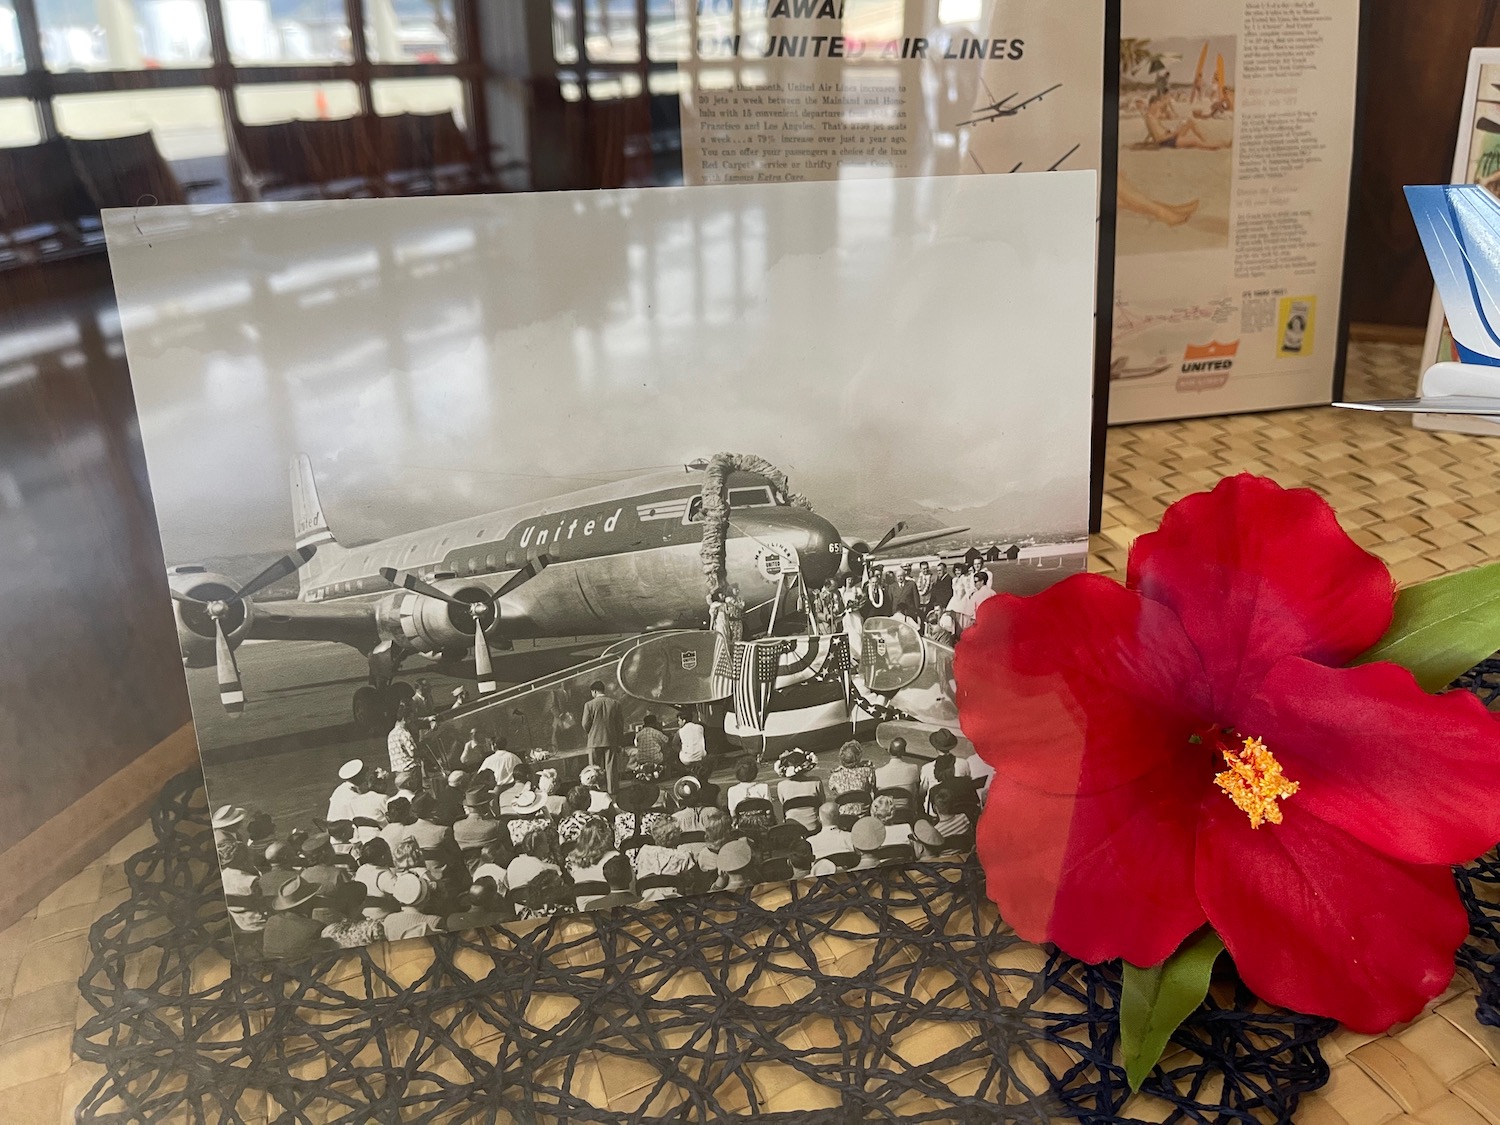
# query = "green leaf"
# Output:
<box><xmin>1355</xmin><ymin>561</ymin><xmax>1500</xmax><ymax>691</ymax></box>
<box><xmin>1119</xmin><ymin>930</ymin><xmax>1225</xmax><ymax>1093</ymax></box>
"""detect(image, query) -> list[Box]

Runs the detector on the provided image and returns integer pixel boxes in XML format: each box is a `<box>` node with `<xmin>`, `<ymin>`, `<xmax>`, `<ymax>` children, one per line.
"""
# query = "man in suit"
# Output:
<box><xmin>873</xmin><ymin>736</ymin><xmax>922</xmax><ymax>821</ymax></box>
<box><xmin>581</xmin><ymin>681</ymin><xmax>626</xmax><ymax>792</ymax></box>
<box><xmin>928</xmin><ymin>563</ymin><xmax>954</xmax><ymax>619</ymax></box>
<box><xmin>895</xmin><ymin>566</ymin><xmax>922</xmax><ymax>625</ymax></box>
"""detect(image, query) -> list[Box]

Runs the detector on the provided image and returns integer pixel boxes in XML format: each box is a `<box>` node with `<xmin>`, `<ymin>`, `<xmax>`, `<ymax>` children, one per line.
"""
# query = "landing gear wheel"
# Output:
<box><xmin>353</xmin><ymin>686</ymin><xmax>383</xmax><ymax>734</ymax></box>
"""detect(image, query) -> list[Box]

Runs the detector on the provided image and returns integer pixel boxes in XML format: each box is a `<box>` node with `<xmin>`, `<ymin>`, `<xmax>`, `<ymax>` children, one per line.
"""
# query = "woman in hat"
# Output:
<box><xmin>382</xmin><ymin>871</ymin><xmax>444</xmax><ymax>941</ymax></box>
<box><xmin>319</xmin><ymin>881</ymin><xmax>385</xmax><ymax>949</ymax></box>
<box><xmin>353</xmin><ymin>837</ymin><xmax>396</xmax><ymax>898</ymax></box>
<box><xmin>774</xmin><ymin>750</ymin><xmax>824</xmax><ymax>833</ymax></box>
<box><xmin>828</xmin><ymin>741</ymin><xmax>876</xmax><ymax>826</ymax></box>
<box><xmin>577</xmin><ymin>765</ymin><xmax>614</xmax><ymax>813</ymax></box>
<box><xmin>262</xmin><ymin>876</ymin><xmax>333</xmax><ymax>958</ymax></box>
<box><xmin>536</xmin><ymin>768</ymin><xmax>566</xmax><ymax>817</ymax></box>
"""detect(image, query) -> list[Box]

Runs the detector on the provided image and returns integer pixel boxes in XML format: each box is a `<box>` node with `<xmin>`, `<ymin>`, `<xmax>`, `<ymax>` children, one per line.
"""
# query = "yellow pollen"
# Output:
<box><xmin>1213</xmin><ymin>735</ymin><xmax>1299</xmax><ymax>829</ymax></box>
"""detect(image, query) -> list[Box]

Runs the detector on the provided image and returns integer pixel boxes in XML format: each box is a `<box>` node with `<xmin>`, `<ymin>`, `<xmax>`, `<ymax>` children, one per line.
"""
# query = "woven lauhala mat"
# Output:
<box><xmin>71</xmin><ymin>342</ymin><xmax>1500</xmax><ymax>1123</ymax></box>
<box><xmin>75</xmin><ymin>770</ymin><xmax>1336</xmax><ymax>1124</ymax></box>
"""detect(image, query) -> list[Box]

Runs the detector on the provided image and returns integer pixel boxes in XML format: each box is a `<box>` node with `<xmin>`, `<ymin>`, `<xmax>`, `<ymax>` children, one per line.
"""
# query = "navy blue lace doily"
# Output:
<box><xmin>71</xmin><ymin>654</ymin><xmax>1500</xmax><ymax>1124</ymax></box>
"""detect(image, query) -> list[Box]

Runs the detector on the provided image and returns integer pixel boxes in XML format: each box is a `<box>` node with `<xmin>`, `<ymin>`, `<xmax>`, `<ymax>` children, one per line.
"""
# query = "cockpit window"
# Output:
<box><xmin>727</xmin><ymin>486</ymin><xmax>776</xmax><ymax>508</ymax></box>
<box><xmin>686</xmin><ymin>496</ymin><xmax>705</xmax><ymax>522</ymax></box>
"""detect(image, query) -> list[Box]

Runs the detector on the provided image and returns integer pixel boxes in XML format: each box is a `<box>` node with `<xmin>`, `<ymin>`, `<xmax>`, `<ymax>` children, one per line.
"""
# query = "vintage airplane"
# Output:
<box><xmin>1338</xmin><ymin>184</ymin><xmax>1500</xmax><ymax>420</ymax></box>
<box><xmin>165</xmin><ymin>456</ymin><xmax>968</xmax><ymax>728</ymax></box>
<box><xmin>957</xmin><ymin>80</ymin><xmax>1062</xmax><ymax>127</ymax></box>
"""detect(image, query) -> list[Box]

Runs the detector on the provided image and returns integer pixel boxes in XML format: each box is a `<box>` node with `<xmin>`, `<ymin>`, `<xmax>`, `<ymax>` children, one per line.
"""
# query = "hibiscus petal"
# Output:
<box><xmin>1196</xmin><ymin>796</ymin><xmax>1468</xmax><ymax>1032</ymax></box>
<box><xmin>959</xmin><ymin>574</ymin><xmax>1212</xmax><ymax>965</ymax></box>
<box><xmin>1241</xmin><ymin>657</ymin><xmax>1500</xmax><ymax>865</ymax></box>
<box><xmin>957</xmin><ymin>573</ymin><xmax>1213</xmax><ymax>790</ymax></box>
<box><xmin>978</xmin><ymin>771</ymin><xmax>1208</xmax><ymax>967</ymax></box>
<box><xmin>1127</xmin><ymin>474</ymin><xmax>1395</xmax><ymax>717</ymax></box>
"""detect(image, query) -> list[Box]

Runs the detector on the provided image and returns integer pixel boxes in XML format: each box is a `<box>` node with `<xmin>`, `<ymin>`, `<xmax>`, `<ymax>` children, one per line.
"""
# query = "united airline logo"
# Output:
<box><xmin>1181</xmin><ymin>340</ymin><xmax>1240</xmax><ymax>373</ymax></box>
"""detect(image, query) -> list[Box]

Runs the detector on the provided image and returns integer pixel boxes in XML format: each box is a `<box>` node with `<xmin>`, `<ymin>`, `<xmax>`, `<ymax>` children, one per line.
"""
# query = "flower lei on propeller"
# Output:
<box><xmin>954</xmin><ymin>474</ymin><xmax>1500</xmax><ymax>1090</ymax></box>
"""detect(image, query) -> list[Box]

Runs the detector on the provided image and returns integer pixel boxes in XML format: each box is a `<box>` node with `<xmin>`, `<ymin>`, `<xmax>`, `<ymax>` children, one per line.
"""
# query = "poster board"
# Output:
<box><xmin>1107</xmin><ymin>0</ymin><xmax>1362</xmax><ymax>424</ymax></box>
<box><xmin>1417</xmin><ymin>47</ymin><xmax>1500</xmax><ymax>438</ymax></box>
<box><xmin>675</xmin><ymin>0</ymin><xmax>1118</xmax><ymax>526</ymax></box>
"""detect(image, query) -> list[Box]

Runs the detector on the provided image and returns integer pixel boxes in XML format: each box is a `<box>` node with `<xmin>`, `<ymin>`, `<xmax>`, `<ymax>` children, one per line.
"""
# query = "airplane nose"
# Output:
<box><xmin>797</xmin><ymin>514</ymin><xmax>843</xmax><ymax>586</ymax></box>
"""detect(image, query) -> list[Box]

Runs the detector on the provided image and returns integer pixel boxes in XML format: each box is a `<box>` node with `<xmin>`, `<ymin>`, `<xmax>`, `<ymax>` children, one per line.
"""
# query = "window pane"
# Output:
<box><xmin>37</xmin><ymin>0</ymin><xmax>211</xmax><ymax>70</ymax></box>
<box><xmin>0</xmin><ymin>2</ymin><xmax>22</xmax><ymax>73</ymax></box>
<box><xmin>236</xmin><ymin>82</ymin><xmax>360</xmax><ymax>125</ymax></box>
<box><xmin>365</xmin><ymin>0</ymin><xmax>457</xmax><ymax>63</ymax></box>
<box><xmin>227</xmin><ymin>0</ymin><xmax>351</xmax><ymax>65</ymax></box>
<box><xmin>371</xmin><ymin>77</ymin><xmax>465</xmax><ymax>129</ymax></box>
<box><xmin>589</xmin><ymin>70</ymin><xmax>641</xmax><ymax>100</ymax></box>
<box><xmin>646</xmin><ymin>0</ymin><xmax>688</xmax><ymax>61</ymax></box>
<box><xmin>552</xmin><ymin>1</ymin><xmax>578</xmax><ymax>64</ymax></box>
<box><xmin>0</xmin><ymin>98</ymin><xmax>39</xmax><ymax>147</ymax></box>
<box><xmin>54</xmin><ymin>88</ymin><xmax>225</xmax><ymax>159</ymax></box>
<box><xmin>583</xmin><ymin>0</ymin><xmax>638</xmax><ymax>63</ymax></box>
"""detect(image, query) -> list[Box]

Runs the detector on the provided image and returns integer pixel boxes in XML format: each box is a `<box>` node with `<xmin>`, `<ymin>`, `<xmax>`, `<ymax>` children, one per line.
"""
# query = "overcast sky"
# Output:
<box><xmin>105</xmin><ymin>174</ymin><xmax>1096</xmax><ymax>564</ymax></box>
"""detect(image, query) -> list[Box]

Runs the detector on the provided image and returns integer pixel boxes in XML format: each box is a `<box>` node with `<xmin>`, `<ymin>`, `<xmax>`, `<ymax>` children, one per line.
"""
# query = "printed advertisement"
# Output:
<box><xmin>677</xmin><ymin>0</ymin><xmax>1108</xmax><ymax>184</ymax></box>
<box><xmin>1109</xmin><ymin>0</ymin><xmax>1360</xmax><ymax>422</ymax></box>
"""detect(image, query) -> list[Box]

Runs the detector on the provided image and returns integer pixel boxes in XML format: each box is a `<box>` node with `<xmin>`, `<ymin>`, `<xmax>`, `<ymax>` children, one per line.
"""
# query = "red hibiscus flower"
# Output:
<box><xmin>954</xmin><ymin>474</ymin><xmax>1500</xmax><ymax>1032</ymax></box>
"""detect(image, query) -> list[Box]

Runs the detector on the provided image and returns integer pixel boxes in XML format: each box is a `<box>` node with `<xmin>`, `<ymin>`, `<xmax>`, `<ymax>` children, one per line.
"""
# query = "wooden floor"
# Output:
<box><xmin>7</xmin><ymin>338</ymin><xmax>1500</xmax><ymax>1122</ymax></box>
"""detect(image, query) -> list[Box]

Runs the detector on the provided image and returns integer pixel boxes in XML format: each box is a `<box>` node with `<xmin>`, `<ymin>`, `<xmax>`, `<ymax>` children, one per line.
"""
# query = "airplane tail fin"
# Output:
<box><xmin>1407</xmin><ymin>184</ymin><xmax>1500</xmax><ymax>366</ymax></box>
<box><xmin>290</xmin><ymin>454</ymin><xmax>345</xmax><ymax>595</ymax></box>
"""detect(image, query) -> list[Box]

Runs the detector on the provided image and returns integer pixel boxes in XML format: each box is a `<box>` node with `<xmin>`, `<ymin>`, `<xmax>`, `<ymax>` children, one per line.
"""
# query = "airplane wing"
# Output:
<box><xmin>1334</xmin><ymin>395</ymin><xmax>1500</xmax><ymax>417</ymax></box>
<box><xmin>1406</xmin><ymin>184</ymin><xmax>1500</xmax><ymax>365</ymax></box>
<box><xmin>868</xmin><ymin>527</ymin><xmax>972</xmax><ymax>555</ymax></box>
<box><xmin>1013</xmin><ymin>83</ymin><xmax>1062</xmax><ymax>111</ymax></box>
<box><xmin>242</xmin><ymin>598</ymin><xmax>382</xmax><ymax>650</ymax></box>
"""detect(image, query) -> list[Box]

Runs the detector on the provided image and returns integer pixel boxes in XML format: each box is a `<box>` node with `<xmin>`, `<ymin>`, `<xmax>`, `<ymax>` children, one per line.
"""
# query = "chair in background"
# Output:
<box><xmin>232</xmin><ymin>112</ymin><xmax>498</xmax><ymax>202</ymax></box>
<box><xmin>69</xmin><ymin>133</ymin><xmax>188</xmax><ymax>210</ymax></box>
<box><xmin>0</xmin><ymin>139</ymin><xmax>103</xmax><ymax>265</ymax></box>
<box><xmin>0</xmin><ymin>133</ymin><xmax>191</xmax><ymax>268</ymax></box>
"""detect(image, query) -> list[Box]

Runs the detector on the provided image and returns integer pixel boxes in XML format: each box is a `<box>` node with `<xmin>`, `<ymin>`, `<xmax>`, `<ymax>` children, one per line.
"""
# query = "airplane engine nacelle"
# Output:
<box><xmin>168</xmin><ymin>568</ymin><xmax>256</xmax><ymax>668</ymax></box>
<box><xmin>374</xmin><ymin>585</ymin><xmax>495</xmax><ymax>654</ymax></box>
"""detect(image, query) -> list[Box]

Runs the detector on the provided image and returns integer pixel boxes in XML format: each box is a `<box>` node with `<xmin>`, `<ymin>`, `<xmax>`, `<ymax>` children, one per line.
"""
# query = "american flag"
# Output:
<box><xmin>732</xmin><ymin>639</ymin><xmax>794</xmax><ymax>733</ymax></box>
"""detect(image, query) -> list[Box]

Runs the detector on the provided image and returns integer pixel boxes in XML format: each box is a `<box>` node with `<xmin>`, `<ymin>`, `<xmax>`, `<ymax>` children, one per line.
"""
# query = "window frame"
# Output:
<box><xmin>0</xmin><ymin>0</ymin><xmax>487</xmax><ymax>196</ymax></box>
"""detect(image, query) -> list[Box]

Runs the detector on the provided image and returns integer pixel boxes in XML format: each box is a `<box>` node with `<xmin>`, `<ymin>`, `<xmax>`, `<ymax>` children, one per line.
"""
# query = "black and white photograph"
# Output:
<box><xmin>105</xmin><ymin>172</ymin><xmax>1098</xmax><ymax>958</ymax></box>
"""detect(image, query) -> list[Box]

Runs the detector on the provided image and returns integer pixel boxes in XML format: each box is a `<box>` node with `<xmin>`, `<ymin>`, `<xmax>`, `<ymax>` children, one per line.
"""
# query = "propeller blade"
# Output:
<box><xmin>488</xmin><ymin>553</ymin><xmax>550</xmax><ymax>604</ymax></box>
<box><xmin>870</xmin><ymin>522</ymin><xmax>907</xmax><ymax>554</ymax></box>
<box><xmin>474</xmin><ymin>618</ymin><xmax>497</xmax><ymax>696</ymax></box>
<box><xmin>868</xmin><ymin>526</ymin><xmax>973</xmax><ymax>555</ymax></box>
<box><xmin>168</xmin><ymin>587</ymin><xmax>201</xmax><ymax>604</ymax></box>
<box><xmin>379</xmin><ymin>567</ymin><xmax>470</xmax><ymax>609</ymax></box>
<box><xmin>214</xmin><ymin>618</ymin><xmax>244</xmax><ymax>715</ymax></box>
<box><xmin>231</xmin><ymin>545</ymin><xmax>317</xmax><ymax>604</ymax></box>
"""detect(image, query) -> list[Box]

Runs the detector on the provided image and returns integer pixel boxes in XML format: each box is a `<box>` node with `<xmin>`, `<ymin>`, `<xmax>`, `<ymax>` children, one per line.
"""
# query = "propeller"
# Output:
<box><xmin>838</xmin><ymin>524</ymin><xmax>973</xmax><ymax>579</ymax></box>
<box><xmin>170</xmin><ymin>545</ymin><xmax>318</xmax><ymax>715</ymax></box>
<box><xmin>379</xmin><ymin>555</ymin><xmax>550</xmax><ymax>697</ymax></box>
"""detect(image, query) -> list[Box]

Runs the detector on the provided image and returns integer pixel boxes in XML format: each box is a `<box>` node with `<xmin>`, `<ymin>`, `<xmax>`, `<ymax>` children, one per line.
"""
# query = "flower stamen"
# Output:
<box><xmin>1212</xmin><ymin>734</ymin><xmax>1299</xmax><ymax>829</ymax></box>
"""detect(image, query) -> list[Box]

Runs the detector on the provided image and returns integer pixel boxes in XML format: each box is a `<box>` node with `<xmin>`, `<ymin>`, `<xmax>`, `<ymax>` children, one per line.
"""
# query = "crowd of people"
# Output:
<box><xmin>210</xmin><ymin>724</ymin><xmax>988</xmax><ymax>958</ymax></box>
<box><xmin>808</xmin><ymin>560</ymin><xmax>997</xmax><ymax>645</ymax></box>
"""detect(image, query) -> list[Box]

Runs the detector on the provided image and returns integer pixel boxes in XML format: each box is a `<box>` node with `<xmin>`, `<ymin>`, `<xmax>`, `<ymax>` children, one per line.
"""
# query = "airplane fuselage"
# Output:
<box><xmin>278</xmin><ymin>468</ymin><xmax>842</xmax><ymax>653</ymax></box>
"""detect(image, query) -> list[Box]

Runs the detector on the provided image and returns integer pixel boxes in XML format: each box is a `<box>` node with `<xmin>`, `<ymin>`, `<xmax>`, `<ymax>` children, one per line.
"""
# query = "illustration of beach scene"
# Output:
<box><xmin>1117</xmin><ymin>34</ymin><xmax>1237</xmax><ymax>256</ymax></box>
